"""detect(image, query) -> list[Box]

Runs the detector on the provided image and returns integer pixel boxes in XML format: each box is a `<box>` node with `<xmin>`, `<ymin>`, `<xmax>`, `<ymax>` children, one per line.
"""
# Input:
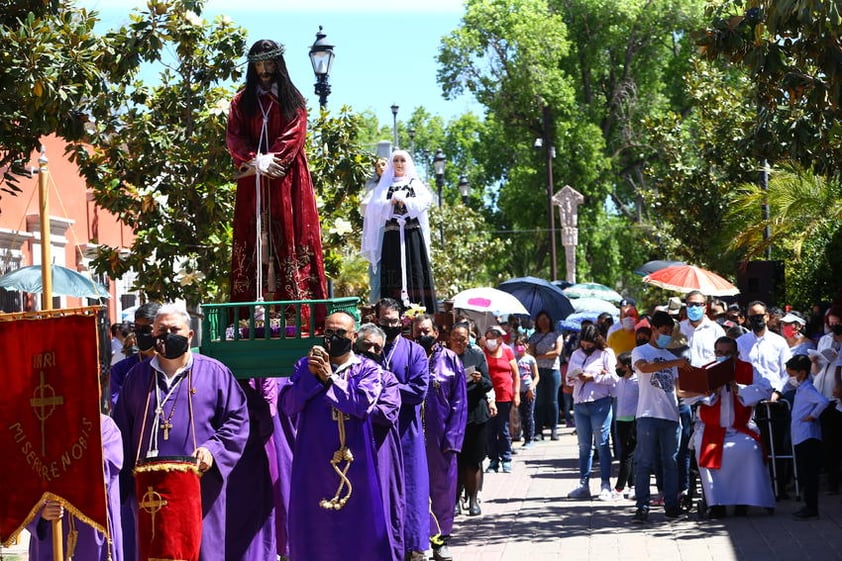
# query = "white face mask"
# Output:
<box><xmin>485</xmin><ymin>339</ymin><xmax>499</xmax><ymax>351</ymax></box>
<box><xmin>788</xmin><ymin>376</ymin><xmax>801</xmax><ymax>388</ymax></box>
<box><xmin>622</xmin><ymin>317</ymin><xmax>636</xmax><ymax>330</ymax></box>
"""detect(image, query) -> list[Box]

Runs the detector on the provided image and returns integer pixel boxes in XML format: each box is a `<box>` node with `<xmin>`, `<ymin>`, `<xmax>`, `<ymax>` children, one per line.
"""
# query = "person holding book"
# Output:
<box><xmin>683</xmin><ymin>336</ymin><xmax>775</xmax><ymax>517</ymax></box>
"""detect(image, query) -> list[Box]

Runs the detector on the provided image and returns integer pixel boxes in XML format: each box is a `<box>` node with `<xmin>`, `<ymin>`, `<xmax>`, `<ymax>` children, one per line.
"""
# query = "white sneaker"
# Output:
<box><xmin>626</xmin><ymin>488</ymin><xmax>636</xmax><ymax>501</ymax></box>
<box><xmin>598</xmin><ymin>487</ymin><xmax>613</xmax><ymax>501</ymax></box>
<box><xmin>610</xmin><ymin>489</ymin><xmax>624</xmax><ymax>500</ymax></box>
<box><xmin>568</xmin><ymin>484</ymin><xmax>592</xmax><ymax>499</ymax></box>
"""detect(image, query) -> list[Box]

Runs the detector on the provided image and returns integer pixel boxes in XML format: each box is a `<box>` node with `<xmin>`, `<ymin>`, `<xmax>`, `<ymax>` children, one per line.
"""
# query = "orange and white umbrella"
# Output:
<box><xmin>642</xmin><ymin>265</ymin><xmax>739</xmax><ymax>297</ymax></box>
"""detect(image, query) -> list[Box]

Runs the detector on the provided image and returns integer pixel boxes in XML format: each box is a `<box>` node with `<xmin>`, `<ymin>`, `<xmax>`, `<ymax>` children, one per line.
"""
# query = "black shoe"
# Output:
<box><xmin>664</xmin><ymin>507</ymin><xmax>683</xmax><ymax>519</ymax></box>
<box><xmin>792</xmin><ymin>508</ymin><xmax>819</xmax><ymax>520</ymax></box>
<box><xmin>734</xmin><ymin>505</ymin><xmax>749</xmax><ymax>517</ymax></box>
<box><xmin>432</xmin><ymin>541</ymin><xmax>453</xmax><ymax>561</ymax></box>
<box><xmin>632</xmin><ymin>507</ymin><xmax>648</xmax><ymax>524</ymax></box>
<box><xmin>708</xmin><ymin>505</ymin><xmax>727</xmax><ymax>519</ymax></box>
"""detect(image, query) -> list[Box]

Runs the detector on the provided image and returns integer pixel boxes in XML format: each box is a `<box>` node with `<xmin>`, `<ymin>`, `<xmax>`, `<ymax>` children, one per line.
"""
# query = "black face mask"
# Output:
<box><xmin>748</xmin><ymin>315</ymin><xmax>766</xmax><ymax>333</ymax></box>
<box><xmin>157</xmin><ymin>333</ymin><xmax>190</xmax><ymax>360</ymax></box>
<box><xmin>324</xmin><ymin>334</ymin><xmax>353</xmax><ymax>358</ymax></box>
<box><xmin>357</xmin><ymin>350</ymin><xmax>383</xmax><ymax>365</ymax></box>
<box><xmin>635</xmin><ymin>338</ymin><xmax>648</xmax><ymax>347</ymax></box>
<box><xmin>832</xmin><ymin>324</ymin><xmax>842</xmax><ymax>336</ymax></box>
<box><xmin>616</xmin><ymin>367</ymin><xmax>627</xmax><ymax>377</ymax></box>
<box><xmin>581</xmin><ymin>346</ymin><xmax>596</xmax><ymax>356</ymax></box>
<box><xmin>381</xmin><ymin>324</ymin><xmax>402</xmax><ymax>341</ymax></box>
<box><xmin>417</xmin><ymin>335</ymin><xmax>437</xmax><ymax>353</ymax></box>
<box><xmin>136</xmin><ymin>333</ymin><xmax>157</xmax><ymax>352</ymax></box>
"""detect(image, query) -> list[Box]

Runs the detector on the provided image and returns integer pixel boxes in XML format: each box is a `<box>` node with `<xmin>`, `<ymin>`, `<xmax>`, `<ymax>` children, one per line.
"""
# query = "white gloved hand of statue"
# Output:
<box><xmin>255</xmin><ymin>153</ymin><xmax>287</xmax><ymax>178</ymax></box>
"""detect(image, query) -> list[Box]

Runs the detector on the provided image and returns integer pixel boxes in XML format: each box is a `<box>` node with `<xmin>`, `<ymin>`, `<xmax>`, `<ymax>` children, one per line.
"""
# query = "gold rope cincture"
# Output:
<box><xmin>65</xmin><ymin>515</ymin><xmax>77</xmax><ymax>561</ymax></box>
<box><xmin>424</xmin><ymin>355</ymin><xmax>444</xmax><ymax>547</ymax></box>
<box><xmin>319</xmin><ymin>368</ymin><xmax>354</xmax><ymax>510</ymax></box>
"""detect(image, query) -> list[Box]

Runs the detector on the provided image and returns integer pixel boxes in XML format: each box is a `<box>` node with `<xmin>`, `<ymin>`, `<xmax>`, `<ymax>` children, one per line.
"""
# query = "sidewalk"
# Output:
<box><xmin>448</xmin><ymin>425</ymin><xmax>842</xmax><ymax>561</ymax></box>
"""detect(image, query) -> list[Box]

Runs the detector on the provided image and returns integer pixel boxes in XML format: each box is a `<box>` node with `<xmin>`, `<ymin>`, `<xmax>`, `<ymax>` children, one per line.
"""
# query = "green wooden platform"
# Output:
<box><xmin>199</xmin><ymin>297</ymin><xmax>359</xmax><ymax>379</ymax></box>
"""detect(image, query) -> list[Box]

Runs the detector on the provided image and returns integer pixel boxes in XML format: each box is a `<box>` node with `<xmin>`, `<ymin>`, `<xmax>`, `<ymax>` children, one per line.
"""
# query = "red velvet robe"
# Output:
<box><xmin>226</xmin><ymin>89</ymin><xmax>327</xmax><ymax>313</ymax></box>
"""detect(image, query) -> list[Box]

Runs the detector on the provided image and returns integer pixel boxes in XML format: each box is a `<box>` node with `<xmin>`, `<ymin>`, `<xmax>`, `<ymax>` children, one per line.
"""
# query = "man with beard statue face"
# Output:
<box><xmin>376</xmin><ymin>298</ymin><xmax>430</xmax><ymax>561</ymax></box>
<box><xmin>112</xmin><ymin>303</ymin><xmax>248</xmax><ymax>560</ymax></box>
<box><xmin>412</xmin><ymin>314</ymin><xmax>467</xmax><ymax>561</ymax></box>
<box><xmin>280</xmin><ymin>312</ymin><xmax>392</xmax><ymax>561</ymax></box>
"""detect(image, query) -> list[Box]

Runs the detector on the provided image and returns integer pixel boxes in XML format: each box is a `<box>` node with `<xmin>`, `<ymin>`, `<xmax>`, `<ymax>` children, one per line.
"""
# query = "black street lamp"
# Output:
<box><xmin>458</xmin><ymin>175</ymin><xmax>470</xmax><ymax>204</ymax></box>
<box><xmin>408</xmin><ymin>127</ymin><xmax>416</xmax><ymax>156</ymax></box>
<box><xmin>309</xmin><ymin>26</ymin><xmax>335</xmax><ymax>109</ymax></box>
<box><xmin>433</xmin><ymin>148</ymin><xmax>446</xmax><ymax>207</ymax></box>
<box><xmin>390</xmin><ymin>104</ymin><xmax>399</xmax><ymax>149</ymax></box>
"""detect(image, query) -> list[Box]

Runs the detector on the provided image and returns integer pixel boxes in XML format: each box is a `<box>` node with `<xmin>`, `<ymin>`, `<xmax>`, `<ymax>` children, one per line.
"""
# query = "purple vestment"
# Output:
<box><xmin>225</xmin><ymin>378</ymin><xmax>278</xmax><ymax>561</ymax></box>
<box><xmin>383</xmin><ymin>335</ymin><xmax>430</xmax><ymax>552</ymax></box>
<box><xmin>271</xmin><ymin>378</ymin><xmax>296</xmax><ymax>559</ymax></box>
<box><xmin>279</xmin><ymin>354</ymin><xmax>391</xmax><ymax>561</ymax></box>
<box><xmin>112</xmin><ymin>353</ymin><xmax>248</xmax><ymax>561</ymax></box>
<box><xmin>425</xmin><ymin>345</ymin><xmax>468</xmax><ymax>537</ymax></box>
<box><xmin>369</xmin><ymin>363</ymin><xmax>405</xmax><ymax>561</ymax></box>
<box><xmin>28</xmin><ymin>414</ymin><xmax>123</xmax><ymax>561</ymax></box>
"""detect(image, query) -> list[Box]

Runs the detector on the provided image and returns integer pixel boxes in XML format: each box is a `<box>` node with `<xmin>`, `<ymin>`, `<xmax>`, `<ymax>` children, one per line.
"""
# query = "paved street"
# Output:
<box><xmin>5</xmin><ymin>423</ymin><xmax>842</xmax><ymax>560</ymax></box>
<box><xmin>448</xmin><ymin>424</ymin><xmax>842</xmax><ymax>561</ymax></box>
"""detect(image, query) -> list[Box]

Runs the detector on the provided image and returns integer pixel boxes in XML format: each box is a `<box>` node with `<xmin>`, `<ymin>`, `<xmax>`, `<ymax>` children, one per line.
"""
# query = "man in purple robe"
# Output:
<box><xmin>112</xmin><ymin>303</ymin><xmax>248</xmax><ymax>561</ymax></box>
<box><xmin>28</xmin><ymin>414</ymin><xmax>123</xmax><ymax>561</ymax></box>
<box><xmin>376</xmin><ymin>298</ymin><xmax>430</xmax><ymax>561</ymax></box>
<box><xmin>279</xmin><ymin>311</ymin><xmax>391</xmax><ymax>561</ymax></box>
<box><xmin>225</xmin><ymin>378</ymin><xmax>279</xmax><ymax>561</ymax></box>
<box><xmin>356</xmin><ymin>322</ymin><xmax>405</xmax><ymax>561</ymax></box>
<box><xmin>110</xmin><ymin>302</ymin><xmax>159</xmax><ymax>561</ymax></box>
<box><xmin>413</xmin><ymin>314</ymin><xmax>467</xmax><ymax>561</ymax></box>
<box><xmin>109</xmin><ymin>302</ymin><xmax>161</xmax><ymax>408</ymax></box>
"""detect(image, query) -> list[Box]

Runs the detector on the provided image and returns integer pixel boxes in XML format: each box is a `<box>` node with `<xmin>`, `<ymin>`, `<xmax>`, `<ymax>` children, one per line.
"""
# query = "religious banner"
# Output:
<box><xmin>0</xmin><ymin>310</ymin><xmax>107</xmax><ymax>545</ymax></box>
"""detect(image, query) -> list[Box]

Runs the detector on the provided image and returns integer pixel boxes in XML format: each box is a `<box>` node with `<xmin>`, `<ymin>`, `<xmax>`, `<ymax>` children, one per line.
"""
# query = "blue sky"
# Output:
<box><xmin>79</xmin><ymin>0</ymin><xmax>481</xmax><ymax>129</ymax></box>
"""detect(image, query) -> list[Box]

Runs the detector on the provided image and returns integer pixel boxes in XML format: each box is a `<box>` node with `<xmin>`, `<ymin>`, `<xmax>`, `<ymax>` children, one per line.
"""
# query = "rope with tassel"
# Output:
<box><xmin>319</xmin><ymin>407</ymin><xmax>354</xmax><ymax>510</ymax></box>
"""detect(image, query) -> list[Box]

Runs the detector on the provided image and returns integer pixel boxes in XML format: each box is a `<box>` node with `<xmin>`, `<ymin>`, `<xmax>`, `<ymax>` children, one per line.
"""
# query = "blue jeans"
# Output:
<box><xmin>535</xmin><ymin>368</ymin><xmax>560</xmax><ymax>435</ymax></box>
<box><xmin>634</xmin><ymin>417</ymin><xmax>680</xmax><ymax>510</ymax></box>
<box><xmin>518</xmin><ymin>391</ymin><xmax>535</xmax><ymax>444</ymax></box>
<box><xmin>488</xmin><ymin>401</ymin><xmax>513</xmax><ymax>464</ymax></box>
<box><xmin>573</xmin><ymin>396</ymin><xmax>613</xmax><ymax>486</ymax></box>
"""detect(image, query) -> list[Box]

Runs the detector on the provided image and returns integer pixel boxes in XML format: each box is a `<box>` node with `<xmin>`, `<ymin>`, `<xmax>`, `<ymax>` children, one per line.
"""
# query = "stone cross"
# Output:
<box><xmin>552</xmin><ymin>185</ymin><xmax>584</xmax><ymax>284</ymax></box>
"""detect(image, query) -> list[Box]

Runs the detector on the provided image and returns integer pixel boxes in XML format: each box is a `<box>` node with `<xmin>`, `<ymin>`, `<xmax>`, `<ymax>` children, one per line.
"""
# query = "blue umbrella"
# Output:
<box><xmin>570</xmin><ymin>297</ymin><xmax>619</xmax><ymax>315</ymax></box>
<box><xmin>633</xmin><ymin>259</ymin><xmax>686</xmax><ymax>277</ymax></box>
<box><xmin>0</xmin><ymin>264</ymin><xmax>110</xmax><ymax>299</ymax></box>
<box><xmin>497</xmin><ymin>276</ymin><xmax>574</xmax><ymax>321</ymax></box>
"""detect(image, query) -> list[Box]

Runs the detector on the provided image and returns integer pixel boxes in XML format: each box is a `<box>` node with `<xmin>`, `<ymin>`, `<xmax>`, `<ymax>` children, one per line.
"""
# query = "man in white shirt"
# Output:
<box><xmin>736</xmin><ymin>301</ymin><xmax>792</xmax><ymax>394</ymax></box>
<box><xmin>631</xmin><ymin>311</ymin><xmax>690</xmax><ymax>523</ymax></box>
<box><xmin>680</xmin><ymin>291</ymin><xmax>726</xmax><ymax>367</ymax></box>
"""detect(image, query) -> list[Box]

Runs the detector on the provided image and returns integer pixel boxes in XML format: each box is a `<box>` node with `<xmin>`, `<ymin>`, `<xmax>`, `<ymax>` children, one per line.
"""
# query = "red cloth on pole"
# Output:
<box><xmin>0</xmin><ymin>314</ymin><xmax>106</xmax><ymax>545</ymax></box>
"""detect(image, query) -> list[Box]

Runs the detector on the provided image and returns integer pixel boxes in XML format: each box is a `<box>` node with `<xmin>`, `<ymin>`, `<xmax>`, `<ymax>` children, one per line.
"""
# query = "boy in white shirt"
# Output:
<box><xmin>630</xmin><ymin>311</ymin><xmax>690</xmax><ymax>523</ymax></box>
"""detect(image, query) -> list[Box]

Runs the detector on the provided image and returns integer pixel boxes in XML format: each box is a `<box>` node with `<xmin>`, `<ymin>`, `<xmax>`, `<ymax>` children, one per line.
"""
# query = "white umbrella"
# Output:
<box><xmin>570</xmin><ymin>297</ymin><xmax>619</xmax><ymax>315</ymax></box>
<box><xmin>452</xmin><ymin>287</ymin><xmax>530</xmax><ymax>335</ymax></box>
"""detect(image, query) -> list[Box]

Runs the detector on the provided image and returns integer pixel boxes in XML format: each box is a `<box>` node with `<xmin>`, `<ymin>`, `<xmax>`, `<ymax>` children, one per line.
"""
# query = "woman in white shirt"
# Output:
<box><xmin>566</xmin><ymin>324</ymin><xmax>618</xmax><ymax>500</ymax></box>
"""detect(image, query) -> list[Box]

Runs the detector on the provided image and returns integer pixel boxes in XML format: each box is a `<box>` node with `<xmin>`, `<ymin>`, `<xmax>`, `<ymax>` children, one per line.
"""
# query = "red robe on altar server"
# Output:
<box><xmin>226</xmin><ymin>88</ymin><xmax>327</xmax><ymax>308</ymax></box>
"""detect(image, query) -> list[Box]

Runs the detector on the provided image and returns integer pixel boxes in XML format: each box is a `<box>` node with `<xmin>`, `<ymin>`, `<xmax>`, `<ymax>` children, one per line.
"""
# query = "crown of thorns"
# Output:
<box><xmin>248</xmin><ymin>45</ymin><xmax>285</xmax><ymax>63</ymax></box>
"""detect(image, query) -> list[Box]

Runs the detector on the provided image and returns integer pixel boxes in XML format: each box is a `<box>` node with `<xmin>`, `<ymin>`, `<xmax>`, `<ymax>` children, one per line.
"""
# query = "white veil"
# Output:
<box><xmin>361</xmin><ymin>150</ymin><xmax>433</xmax><ymax>269</ymax></box>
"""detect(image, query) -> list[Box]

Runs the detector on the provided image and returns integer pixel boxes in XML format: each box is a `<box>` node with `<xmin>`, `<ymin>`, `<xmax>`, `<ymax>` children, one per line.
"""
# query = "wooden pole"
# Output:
<box><xmin>37</xmin><ymin>146</ymin><xmax>52</xmax><ymax>310</ymax></box>
<box><xmin>51</xmin><ymin>518</ymin><xmax>64</xmax><ymax>561</ymax></box>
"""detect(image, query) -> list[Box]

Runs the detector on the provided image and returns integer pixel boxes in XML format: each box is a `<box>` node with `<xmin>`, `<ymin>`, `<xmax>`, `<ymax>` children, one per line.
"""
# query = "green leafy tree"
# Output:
<box><xmin>0</xmin><ymin>0</ymin><xmax>139</xmax><ymax>203</ymax></box>
<box><xmin>72</xmin><ymin>0</ymin><xmax>247</xmax><ymax>306</ymax></box>
<box><xmin>727</xmin><ymin>162</ymin><xmax>842</xmax><ymax>307</ymax></box>
<box><xmin>698</xmin><ymin>0</ymin><xmax>842</xmax><ymax>177</ymax></box>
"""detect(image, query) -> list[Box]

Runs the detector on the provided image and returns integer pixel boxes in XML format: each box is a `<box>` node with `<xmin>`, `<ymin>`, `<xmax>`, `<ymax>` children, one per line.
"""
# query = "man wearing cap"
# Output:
<box><xmin>607</xmin><ymin>298</ymin><xmax>636</xmax><ymax>337</ymax></box>
<box><xmin>680</xmin><ymin>291</ymin><xmax>726</xmax><ymax>368</ymax></box>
